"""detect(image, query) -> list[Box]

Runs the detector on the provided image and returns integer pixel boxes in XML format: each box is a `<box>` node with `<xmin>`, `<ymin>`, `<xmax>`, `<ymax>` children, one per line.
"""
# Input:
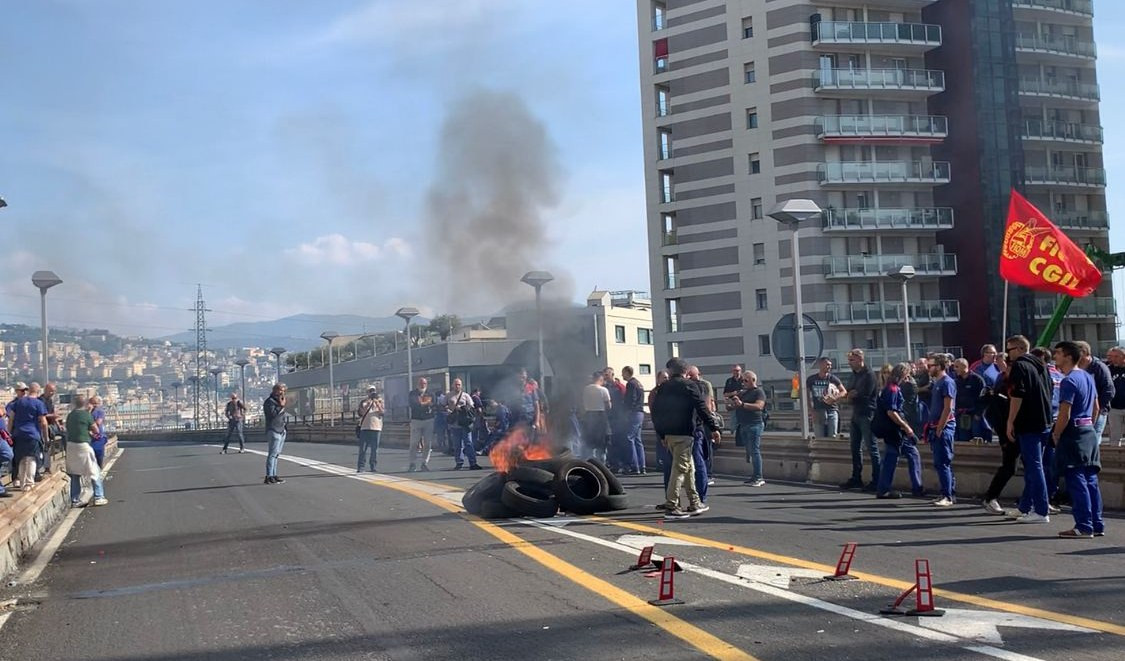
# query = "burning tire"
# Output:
<box><xmin>462</xmin><ymin>471</ymin><xmax>506</xmax><ymax>515</ymax></box>
<box><xmin>478</xmin><ymin>498</ymin><xmax>518</xmax><ymax>519</ymax></box>
<box><xmin>507</xmin><ymin>465</ymin><xmax>554</xmax><ymax>487</ymax></box>
<box><xmin>586</xmin><ymin>457</ymin><xmax>625</xmax><ymax>496</ymax></box>
<box><xmin>553</xmin><ymin>459</ymin><xmax>608</xmax><ymax>515</ymax></box>
<box><xmin>501</xmin><ymin>481</ymin><xmax>559</xmax><ymax>518</ymax></box>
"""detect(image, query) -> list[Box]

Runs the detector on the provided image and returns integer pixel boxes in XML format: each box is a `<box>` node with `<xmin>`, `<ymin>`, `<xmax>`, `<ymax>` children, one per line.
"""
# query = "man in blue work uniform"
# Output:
<box><xmin>926</xmin><ymin>354</ymin><xmax>957</xmax><ymax>506</ymax></box>
<box><xmin>970</xmin><ymin>345</ymin><xmax>1001</xmax><ymax>442</ymax></box>
<box><xmin>1051</xmin><ymin>341</ymin><xmax>1104</xmax><ymax>538</ymax></box>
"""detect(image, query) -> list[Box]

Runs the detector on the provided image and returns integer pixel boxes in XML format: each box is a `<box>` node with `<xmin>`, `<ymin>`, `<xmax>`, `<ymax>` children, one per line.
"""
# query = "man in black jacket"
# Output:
<box><xmin>621</xmin><ymin>366</ymin><xmax>646</xmax><ymax>475</ymax></box>
<box><xmin>1075</xmin><ymin>341</ymin><xmax>1114</xmax><ymax>443</ymax></box>
<box><xmin>1005</xmin><ymin>335</ymin><xmax>1053</xmax><ymax>523</ymax></box>
<box><xmin>651</xmin><ymin>358</ymin><xmax>721</xmax><ymax>520</ymax></box>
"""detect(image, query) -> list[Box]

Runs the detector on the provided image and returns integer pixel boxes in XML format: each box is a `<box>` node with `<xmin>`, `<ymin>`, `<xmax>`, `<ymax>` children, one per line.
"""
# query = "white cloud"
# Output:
<box><xmin>285</xmin><ymin>234</ymin><xmax>411</xmax><ymax>266</ymax></box>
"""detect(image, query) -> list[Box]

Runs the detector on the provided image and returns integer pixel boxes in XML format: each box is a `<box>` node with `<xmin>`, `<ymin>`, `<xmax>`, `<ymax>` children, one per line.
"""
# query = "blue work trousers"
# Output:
<box><xmin>1065</xmin><ymin>466</ymin><xmax>1104</xmax><ymax>534</ymax></box>
<box><xmin>930</xmin><ymin>426</ymin><xmax>956</xmax><ymax>500</ymax></box>
<box><xmin>1017</xmin><ymin>430</ymin><xmax>1051</xmax><ymax>516</ymax></box>
<box><xmin>877</xmin><ymin>439</ymin><xmax>923</xmax><ymax>495</ymax></box>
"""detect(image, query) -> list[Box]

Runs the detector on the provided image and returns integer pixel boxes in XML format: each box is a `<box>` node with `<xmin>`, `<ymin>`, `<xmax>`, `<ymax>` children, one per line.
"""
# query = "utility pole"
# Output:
<box><xmin>190</xmin><ymin>285</ymin><xmax>211</xmax><ymax>431</ymax></box>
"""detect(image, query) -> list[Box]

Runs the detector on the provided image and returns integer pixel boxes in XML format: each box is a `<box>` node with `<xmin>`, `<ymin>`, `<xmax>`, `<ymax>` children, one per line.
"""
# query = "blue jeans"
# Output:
<box><xmin>69</xmin><ymin>473</ymin><xmax>104</xmax><ymax>503</ymax></box>
<box><xmin>626</xmin><ymin>411</ymin><xmax>645</xmax><ymax>472</ymax></box>
<box><xmin>814</xmin><ymin>409</ymin><xmax>839</xmax><ymax>438</ymax></box>
<box><xmin>266</xmin><ymin>430</ymin><xmax>286</xmax><ymax>477</ymax></box>
<box><xmin>223</xmin><ymin>420</ymin><xmax>245</xmax><ymax>451</ymax></box>
<box><xmin>1093</xmin><ymin>412</ymin><xmax>1108</xmax><ymax>444</ymax></box>
<box><xmin>450</xmin><ymin>427</ymin><xmax>478</xmax><ymax>467</ymax></box>
<box><xmin>656</xmin><ymin>440</ymin><xmax>672</xmax><ymax>490</ymax></box>
<box><xmin>357</xmin><ymin>430</ymin><xmax>381</xmax><ymax>471</ymax></box>
<box><xmin>849</xmin><ymin>414</ymin><xmax>880</xmax><ymax>483</ymax></box>
<box><xmin>1066</xmin><ymin>466</ymin><xmax>1104</xmax><ymax>534</ymax></box>
<box><xmin>930</xmin><ymin>426</ymin><xmax>956</xmax><ymax>499</ymax></box>
<box><xmin>1017</xmin><ymin>430</ymin><xmax>1050</xmax><ymax>516</ymax></box>
<box><xmin>692</xmin><ymin>432</ymin><xmax>709</xmax><ymax>502</ymax></box>
<box><xmin>738</xmin><ymin>423</ymin><xmax>764</xmax><ymax>480</ymax></box>
<box><xmin>878</xmin><ymin>439</ymin><xmax>924</xmax><ymax>495</ymax></box>
<box><xmin>0</xmin><ymin>441</ymin><xmax>12</xmax><ymax>495</ymax></box>
<box><xmin>1042</xmin><ymin>444</ymin><xmax>1058</xmax><ymax>499</ymax></box>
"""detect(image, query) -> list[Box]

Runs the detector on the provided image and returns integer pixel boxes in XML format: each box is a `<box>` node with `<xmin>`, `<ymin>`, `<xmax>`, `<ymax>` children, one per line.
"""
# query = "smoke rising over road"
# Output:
<box><xmin>422</xmin><ymin>89</ymin><xmax>567</xmax><ymax>313</ymax></box>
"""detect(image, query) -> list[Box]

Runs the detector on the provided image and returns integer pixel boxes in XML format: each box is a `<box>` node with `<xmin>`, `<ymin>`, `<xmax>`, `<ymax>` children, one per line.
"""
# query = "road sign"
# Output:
<box><xmin>771</xmin><ymin>313</ymin><xmax>823</xmax><ymax>372</ymax></box>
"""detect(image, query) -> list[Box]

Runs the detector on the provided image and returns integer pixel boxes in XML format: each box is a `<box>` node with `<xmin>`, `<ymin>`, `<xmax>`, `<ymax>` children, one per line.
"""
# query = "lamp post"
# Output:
<box><xmin>269</xmin><ymin>347</ymin><xmax>286</xmax><ymax>383</ymax></box>
<box><xmin>320</xmin><ymin>331</ymin><xmax>339</xmax><ymax>426</ymax></box>
<box><xmin>769</xmin><ymin>199</ymin><xmax>823</xmax><ymax>441</ymax></box>
<box><xmin>520</xmin><ymin>270</ymin><xmax>555</xmax><ymax>385</ymax></box>
<box><xmin>395</xmin><ymin>307</ymin><xmax>420</xmax><ymax>390</ymax></box>
<box><xmin>234</xmin><ymin>357</ymin><xmax>250</xmax><ymax>400</ymax></box>
<box><xmin>209</xmin><ymin>365</ymin><xmax>224</xmax><ymax>429</ymax></box>
<box><xmin>888</xmin><ymin>265</ymin><xmax>917</xmax><ymax>363</ymax></box>
<box><xmin>31</xmin><ymin>270</ymin><xmax>63</xmax><ymax>383</ymax></box>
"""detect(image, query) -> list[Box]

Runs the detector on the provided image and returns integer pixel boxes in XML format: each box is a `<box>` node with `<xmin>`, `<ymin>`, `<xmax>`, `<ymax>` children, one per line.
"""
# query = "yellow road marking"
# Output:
<box><xmin>589</xmin><ymin>517</ymin><xmax>1125</xmax><ymax>637</ymax></box>
<box><xmin>364</xmin><ymin>476</ymin><xmax>757</xmax><ymax>661</ymax></box>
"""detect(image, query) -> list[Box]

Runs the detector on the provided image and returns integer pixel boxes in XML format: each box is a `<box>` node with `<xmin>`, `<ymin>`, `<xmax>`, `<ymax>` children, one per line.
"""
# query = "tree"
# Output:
<box><xmin>427</xmin><ymin>314</ymin><xmax>461</xmax><ymax>340</ymax></box>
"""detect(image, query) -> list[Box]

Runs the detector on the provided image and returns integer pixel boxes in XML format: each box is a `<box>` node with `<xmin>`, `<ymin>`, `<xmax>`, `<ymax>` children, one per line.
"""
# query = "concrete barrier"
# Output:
<box><xmin>118</xmin><ymin>426</ymin><xmax>1125</xmax><ymax>509</ymax></box>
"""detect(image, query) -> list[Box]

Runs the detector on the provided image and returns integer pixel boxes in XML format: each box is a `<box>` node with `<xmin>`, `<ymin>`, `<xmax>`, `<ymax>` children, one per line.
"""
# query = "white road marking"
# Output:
<box><xmin>916</xmin><ymin>608</ymin><xmax>1094</xmax><ymax>645</ymax></box>
<box><xmin>253</xmin><ymin>447</ymin><xmax>1064</xmax><ymax>661</ymax></box>
<box><xmin>735</xmin><ymin>563</ymin><xmax>827</xmax><ymax>589</ymax></box>
<box><xmin>615</xmin><ymin>534</ymin><xmax>704</xmax><ymax>549</ymax></box>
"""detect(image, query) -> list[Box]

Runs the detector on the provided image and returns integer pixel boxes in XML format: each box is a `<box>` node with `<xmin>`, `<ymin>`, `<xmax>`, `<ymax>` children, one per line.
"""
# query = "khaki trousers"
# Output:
<box><xmin>663</xmin><ymin>434</ymin><xmax>701</xmax><ymax>510</ymax></box>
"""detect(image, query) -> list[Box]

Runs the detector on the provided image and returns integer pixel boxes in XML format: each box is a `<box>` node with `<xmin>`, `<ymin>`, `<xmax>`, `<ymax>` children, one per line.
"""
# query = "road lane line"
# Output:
<box><xmin>234</xmin><ymin>446</ymin><xmax>1125</xmax><ymax>639</ymax></box>
<box><xmin>236</xmin><ymin>448</ymin><xmax>757</xmax><ymax>661</ymax></box>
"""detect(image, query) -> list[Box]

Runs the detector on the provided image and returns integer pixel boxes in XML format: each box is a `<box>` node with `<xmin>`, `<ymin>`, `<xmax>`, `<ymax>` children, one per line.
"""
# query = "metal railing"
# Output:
<box><xmin>662</xmin><ymin>230</ymin><xmax>678</xmax><ymax>246</ymax></box>
<box><xmin>823</xmin><ymin>253</ymin><xmax>957</xmax><ymax>278</ymax></box>
<box><xmin>1052</xmin><ymin>210</ymin><xmax>1108</xmax><ymax>229</ymax></box>
<box><xmin>816</xmin><ymin>114</ymin><xmax>947</xmax><ymax>139</ymax></box>
<box><xmin>826</xmin><ymin>300</ymin><xmax>960</xmax><ymax>325</ymax></box>
<box><xmin>1033</xmin><ymin>297</ymin><xmax>1116</xmax><ymax>318</ymax></box>
<box><xmin>823</xmin><ymin>207</ymin><xmax>954</xmax><ymax>231</ymax></box>
<box><xmin>814</xmin><ymin>68</ymin><xmax>945</xmax><ymax>92</ymax></box>
<box><xmin>665</xmin><ymin>273</ymin><xmax>679</xmax><ymax>289</ymax></box>
<box><xmin>1019</xmin><ymin>78</ymin><xmax>1099</xmax><ymax>101</ymax></box>
<box><xmin>813</xmin><ymin>21</ymin><xmax>941</xmax><ymax>46</ymax></box>
<box><xmin>1022</xmin><ymin>119</ymin><xmax>1102</xmax><ymax>142</ymax></box>
<box><xmin>1024</xmin><ymin>166</ymin><xmax>1107</xmax><ymax>186</ymax></box>
<box><xmin>1012</xmin><ymin>0</ymin><xmax>1093</xmax><ymax>16</ymax></box>
<box><xmin>817</xmin><ymin>161</ymin><xmax>951</xmax><ymax>184</ymax></box>
<box><xmin>1015</xmin><ymin>33</ymin><xmax>1096</xmax><ymax>58</ymax></box>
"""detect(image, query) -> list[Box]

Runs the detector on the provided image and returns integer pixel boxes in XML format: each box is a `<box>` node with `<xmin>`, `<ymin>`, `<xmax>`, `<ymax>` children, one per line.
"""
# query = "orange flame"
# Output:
<box><xmin>488</xmin><ymin>425</ymin><xmax>554</xmax><ymax>474</ymax></box>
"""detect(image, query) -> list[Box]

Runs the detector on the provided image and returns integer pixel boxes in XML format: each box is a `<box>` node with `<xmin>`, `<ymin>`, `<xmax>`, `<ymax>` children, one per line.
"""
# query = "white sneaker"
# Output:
<box><xmin>1005</xmin><ymin>509</ymin><xmax>1027</xmax><ymax>518</ymax></box>
<box><xmin>1048</xmin><ymin>504</ymin><xmax>1061</xmax><ymax>515</ymax></box>
<box><xmin>983</xmin><ymin>499</ymin><xmax>1004</xmax><ymax>515</ymax></box>
<box><xmin>93</xmin><ymin>497</ymin><xmax>108</xmax><ymax>506</ymax></box>
<box><xmin>748</xmin><ymin>479</ymin><xmax>766</xmax><ymax>487</ymax></box>
<box><xmin>1017</xmin><ymin>512</ymin><xmax>1050</xmax><ymax>524</ymax></box>
<box><xmin>932</xmin><ymin>497</ymin><xmax>953</xmax><ymax>507</ymax></box>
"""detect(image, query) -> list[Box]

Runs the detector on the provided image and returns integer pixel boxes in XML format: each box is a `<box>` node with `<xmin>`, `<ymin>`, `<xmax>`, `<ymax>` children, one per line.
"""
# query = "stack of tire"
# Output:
<box><xmin>462</xmin><ymin>451</ymin><xmax>628</xmax><ymax>519</ymax></box>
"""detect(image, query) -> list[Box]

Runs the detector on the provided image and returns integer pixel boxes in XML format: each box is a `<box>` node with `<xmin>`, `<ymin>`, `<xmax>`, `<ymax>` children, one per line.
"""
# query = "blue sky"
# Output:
<box><xmin>1</xmin><ymin>0</ymin><xmax>1123</xmax><ymax>339</ymax></box>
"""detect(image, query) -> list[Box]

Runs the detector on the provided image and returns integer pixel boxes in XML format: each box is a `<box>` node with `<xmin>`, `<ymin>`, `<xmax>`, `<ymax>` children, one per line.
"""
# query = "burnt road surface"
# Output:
<box><xmin>1</xmin><ymin>438</ymin><xmax>1123</xmax><ymax>661</ymax></box>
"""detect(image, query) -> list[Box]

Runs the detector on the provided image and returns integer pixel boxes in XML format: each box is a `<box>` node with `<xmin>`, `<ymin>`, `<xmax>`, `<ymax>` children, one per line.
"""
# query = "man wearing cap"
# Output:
<box><xmin>11</xmin><ymin>382</ymin><xmax>49</xmax><ymax>491</ymax></box>
<box><xmin>355</xmin><ymin>386</ymin><xmax>384</xmax><ymax>472</ymax></box>
<box><xmin>221</xmin><ymin>392</ymin><xmax>247</xmax><ymax>454</ymax></box>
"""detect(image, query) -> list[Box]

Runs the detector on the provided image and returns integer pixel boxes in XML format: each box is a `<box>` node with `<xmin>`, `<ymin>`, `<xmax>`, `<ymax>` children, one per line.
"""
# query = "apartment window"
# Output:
<box><xmin>744</xmin><ymin>62</ymin><xmax>756</xmax><ymax>84</ymax></box>
<box><xmin>758</xmin><ymin>334</ymin><xmax>771</xmax><ymax>356</ymax></box>
<box><xmin>665</xmin><ymin>255</ymin><xmax>678</xmax><ymax>289</ymax></box>
<box><xmin>669</xmin><ymin>341</ymin><xmax>681</xmax><ymax>358</ymax></box>
<box><xmin>614</xmin><ymin>325</ymin><xmax>626</xmax><ymax>344</ymax></box>
<box><xmin>662</xmin><ymin>213</ymin><xmax>677</xmax><ymax>245</ymax></box>
<box><xmin>667</xmin><ymin>299</ymin><xmax>680</xmax><ymax>332</ymax></box>
<box><xmin>753</xmin><ymin>242</ymin><xmax>766</xmax><ymax>265</ymax></box>
<box><xmin>755</xmin><ymin>288</ymin><xmax>768</xmax><ymax>310</ymax></box>
<box><xmin>749</xmin><ymin>153</ymin><xmax>760</xmax><ymax>174</ymax></box>
<box><xmin>746</xmin><ymin>107</ymin><xmax>758</xmax><ymax>129</ymax></box>
<box><xmin>660</xmin><ymin>171</ymin><xmax>674</xmax><ymax>203</ymax></box>
<box><xmin>658</xmin><ymin>130</ymin><xmax>672</xmax><ymax>160</ymax></box>
<box><xmin>742</xmin><ymin>17</ymin><xmax>753</xmax><ymax>39</ymax></box>
<box><xmin>639</xmin><ymin>364</ymin><xmax>652</xmax><ymax>375</ymax></box>
<box><xmin>656</xmin><ymin>86</ymin><xmax>670</xmax><ymax>117</ymax></box>
<box><xmin>655</xmin><ymin>38</ymin><xmax>669</xmax><ymax>73</ymax></box>
<box><xmin>751</xmin><ymin>197</ymin><xmax>763</xmax><ymax>219</ymax></box>
<box><xmin>653</xmin><ymin>2</ymin><xmax>666</xmax><ymax>31</ymax></box>
<box><xmin>638</xmin><ymin>328</ymin><xmax>654</xmax><ymax>345</ymax></box>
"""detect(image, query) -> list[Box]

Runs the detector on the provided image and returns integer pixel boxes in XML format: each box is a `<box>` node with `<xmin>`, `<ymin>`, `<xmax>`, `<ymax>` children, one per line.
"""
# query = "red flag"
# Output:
<box><xmin>999</xmin><ymin>191</ymin><xmax>1102</xmax><ymax>297</ymax></box>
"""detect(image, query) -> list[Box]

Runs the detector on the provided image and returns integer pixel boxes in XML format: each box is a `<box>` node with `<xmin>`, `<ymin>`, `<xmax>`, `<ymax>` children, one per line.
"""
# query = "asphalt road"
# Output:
<box><xmin>1</xmin><ymin>438</ymin><xmax>1123</xmax><ymax>661</ymax></box>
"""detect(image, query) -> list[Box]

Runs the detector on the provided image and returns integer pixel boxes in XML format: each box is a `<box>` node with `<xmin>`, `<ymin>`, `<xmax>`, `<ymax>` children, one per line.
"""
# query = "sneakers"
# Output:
<box><xmin>686</xmin><ymin>503</ymin><xmax>710</xmax><ymax>515</ymax></box>
<box><xmin>877</xmin><ymin>491</ymin><xmax>903</xmax><ymax>500</ymax></box>
<box><xmin>264</xmin><ymin>476</ymin><xmax>285</xmax><ymax>484</ymax></box>
<box><xmin>746</xmin><ymin>478</ymin><xmax>766</xmax><ymax>487</ymax></box>
<box><xmin>707</xmin><ymin>478</ymin><xmax>716</xmax><ymax>486</ymax></box>
<box><xmin>70</xmin><ymin>500</ymin><xmax>83</xmax><ymax>508</ymax></box>
<box><xmin>932</xmin><ymin>497</ymin><xmax>954</xmax><ymax>507</ymax></box>
<box><xmin>839</xmin><ymin>478</ymin><xmax>863</xmax><ymax>490</ymax></box>
<box><xmin>238</xmin><ymin>449</ymin><xmax>245</xmax><ymax>454</ymax></box>
<box><xmin>92</xmin><ymin>497</ymin><xmax>108</xmax><ymax>506</ymax></box>
<box><xmin>1048</xmin><ymin>504</ymin><xmax>1062</xmax><ymax>515</ymax></box>
<box><xmin>982</xmin><ymin>499</ymin><xmax>1005</xmax><ymax>515</ymax></box>
<box><xmin>1094</xmin><ymin>531</ymin><xmax>1106</xmax><ymax>537</ymax></box>
<box><xmin>452</xmin><ymin>465</ymin><xmax>463</xmax><ymax>471</ymax></box>
<box><xmin>1005</xmin><ymin>509</ymin><xmax>1028</xmax><ymax>519</ymax></box>
<box><xmin>1017</xmin><ymin>512</ymin><xmax>1050</xmax><ymax>524</ymax></box>
<box><xmin>664</xmin><ymin>508</ymin><xmax>691</xmax><ymax>520</ymax></box>
<box><xmin>1058</xmin><ymin>528</ymin><xmax>1093</xmax><ymax>538</ymax></box>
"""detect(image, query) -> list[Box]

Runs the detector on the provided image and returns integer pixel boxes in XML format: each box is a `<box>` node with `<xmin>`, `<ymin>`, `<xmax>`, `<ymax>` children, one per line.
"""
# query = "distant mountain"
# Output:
<box><xmin>159</xmin><ymin>313</ymin><xmax>431</xmax><ymax>352</ymax></box>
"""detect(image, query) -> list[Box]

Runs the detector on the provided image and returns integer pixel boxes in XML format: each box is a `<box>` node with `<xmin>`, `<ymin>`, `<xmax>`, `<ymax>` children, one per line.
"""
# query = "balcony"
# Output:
<box><xmin>1019</xmin><ymin>78</ymin><xmax>1099</xmax><ymax>104</ymax></box>
<box><xmin>1033</xmin><ymin>297</ymin><xmax>1115</xmax><ymax>319</ymax></box>
<box><xmin>1024</xmin><ymin>166</ymin><xmax>1106</xmax><ymax>187</ymax></box>
<box><xmin>816</xmin><ymin>115</ymin><xmax>947</xmax><ymax>143</ymax></box>
<box><xmin>826</xmin><ymin>300</ymin><xmax>960</xmax><ymax>326</ymax></box>
<box><xmin>1012</xmin><ymin>0</ymin><xmax>1094</xmax><ymax>22</ymax></box>
<box><xmin>823</xmin><ymin>253</ymin><xmax>957</xmax><ymax>279</ymax></box>
<box><xmin>1022</xmin><ymin>119</ymin><xmax>1102</xmax><ymax>145</ymax></box>
<box><xmin>817</xmin><ymin>161</ymin><xmax>951</xmax><ymax>186</ymax></box>
<box><xmin>814</xmin><ymin>68</ymin><xmax>944</xmax><ymax>95</ymax></box>
<box><xmin>661</xmin><ymin>230</ymin><xmax>678</xmax><ymax>246</ymax></box>
<box><xmin>1052</xmin><ymin>210</ymin><xmax>1108</xmax><ymax>230</ymax></box>
<box><xmin>1015</xmin><ymin>33</ymin><xmax>1096</xmax><ymax>61</ymax></box>
<box><xmin>812</xmin><ymin>21</ymin><xmax>941</xmax><ymax>50</ymax></box>
<box><xmin>822</xmin><ymin>207</ymin><xmax>954</xmax><ymax>233</ymax></box>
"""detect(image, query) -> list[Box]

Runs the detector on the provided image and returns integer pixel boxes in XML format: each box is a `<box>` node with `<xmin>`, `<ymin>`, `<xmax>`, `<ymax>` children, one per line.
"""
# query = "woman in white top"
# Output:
<box><xmin>581</xmin><ymin>371</ymin><xmax>612</xmax><ymax>462</ymax></box>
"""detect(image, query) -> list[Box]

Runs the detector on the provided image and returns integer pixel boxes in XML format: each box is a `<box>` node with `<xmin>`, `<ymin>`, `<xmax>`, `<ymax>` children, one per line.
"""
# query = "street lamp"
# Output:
<box><xmin>888</xmin><ymin>265</ymin><xmax>917</xmax><ymax>363</ymax></box>
<box><xmin>209</xmin><ymin>365</ymin><xmax>224</xmax><ymax>429</ymax></box>
<box><xmin>769</xmin><ymin>199</ymin><xmax>823</xmax><ymax>441</ymax></box>
<box><xmin>31</xmin><ymin>270</ymin><xmax>63</xmax><ymax>383</ymax></box>
<box><xmin>320</xmin><ymin>331</ymin><xmax>339</xmax><ymax>426</ymax></box>
<box><xmin>269</xmin><ymin>347</ymin><xmax>286</xmax><ymax>383</ymax></box>
<box><xmin>395</xmin><ymin>307</ymin><xmax>420</xmax><ymax>390</ymax></box>
<box><xmin>234</xmin><ymin>357</ymin><xmax>250</xmax><ymax>401</ymax></box>
<box><xmin>521</xmin><ymin>270</ymin><xmax>554</xmax><ymax>385</ymax></box>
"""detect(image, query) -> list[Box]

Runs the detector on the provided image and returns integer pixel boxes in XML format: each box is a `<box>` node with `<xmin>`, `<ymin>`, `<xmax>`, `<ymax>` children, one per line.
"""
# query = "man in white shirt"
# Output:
<box><xmin>355</xmin><ymin>386</ymin><xmax>384</xmax><ymax>472</ymax></box>
<box><xmin>446</xmin><ymin>378</ymin><xmax>480</xmax><ymax>470</ymax></box>
<box><xmin>581</xmin><ymin>371</ymin><xmax>612</xmax><ymax>462</ymax></box>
